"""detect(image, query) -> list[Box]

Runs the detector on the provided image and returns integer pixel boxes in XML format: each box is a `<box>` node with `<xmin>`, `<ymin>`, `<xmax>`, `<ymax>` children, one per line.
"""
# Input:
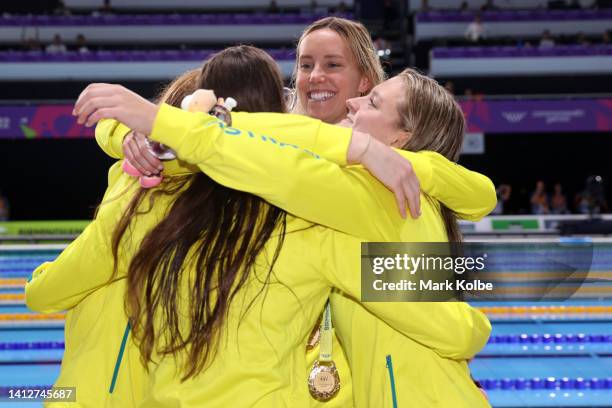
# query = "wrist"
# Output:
<box><xmin>361</xmin><ymin>136</ymin><xmax>387</xmax><ymax>169</ymax></box>
<box><xmin>347</xmin><ymin>130</ymin><xmax>371</xmax><ymax>164</ymax></box>
<box><xmin>144</xmin><ymin>103</ymin><xmax>160</xmax><ymax>136</ymax></box>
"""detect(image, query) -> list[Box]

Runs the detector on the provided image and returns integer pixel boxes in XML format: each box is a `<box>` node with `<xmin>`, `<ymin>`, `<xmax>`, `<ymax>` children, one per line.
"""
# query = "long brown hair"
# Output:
<box><xmin>111</xmin><ymin>46</ymin><xmax>288</xmax><ymax>379</ymax></box>
<box><xmin>396</xmin><ymin>68</ymin><xmax>466</xmax><ymax>242</ymax></box>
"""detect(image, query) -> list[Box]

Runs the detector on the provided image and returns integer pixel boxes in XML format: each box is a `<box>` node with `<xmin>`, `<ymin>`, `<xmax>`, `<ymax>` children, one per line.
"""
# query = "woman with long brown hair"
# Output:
<box><xmin>28</xmin><ymin>45</ymin><xmax>290</xmax><ymax>407</ymax></box>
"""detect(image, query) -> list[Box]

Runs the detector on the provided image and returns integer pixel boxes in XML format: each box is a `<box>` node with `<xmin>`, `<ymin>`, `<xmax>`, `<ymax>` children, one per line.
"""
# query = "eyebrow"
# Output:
<box><xmin>299</xmin><ymin>54</ymin><xmax>346</xmax><ymax>60</ymax></box>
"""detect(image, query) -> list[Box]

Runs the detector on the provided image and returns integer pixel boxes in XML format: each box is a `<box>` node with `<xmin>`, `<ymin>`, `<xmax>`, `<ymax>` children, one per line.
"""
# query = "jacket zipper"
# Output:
<box><xmin>386</xmin><ymin>354</ymin><xmax>398</xmax><ymax>408</ymax></box>
<box><xmin>109</xmin><ymin>321</ymin><xmax>131</xmax><ymax>393</ymax></box>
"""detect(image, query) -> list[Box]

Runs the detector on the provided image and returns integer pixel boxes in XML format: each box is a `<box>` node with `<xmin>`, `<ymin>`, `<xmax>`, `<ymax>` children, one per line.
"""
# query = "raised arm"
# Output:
<box><xmin>319</xmin><ymin>228</ymin><xmax>491</xmax><ymax>360</ymax></box>
<box><xmin>146</xmin><ymin>104</ymin><xmax>494</xmax><ymax>240</ymax></box>
<box><xmin>87</xmin><ymin>85</ymin><xmax>495</xmax><ymax>238</ymax></box>
<box><xmin>95</xmin><ymin>105</ymin><xmax>495</xmax><ymax>223</ymax></box>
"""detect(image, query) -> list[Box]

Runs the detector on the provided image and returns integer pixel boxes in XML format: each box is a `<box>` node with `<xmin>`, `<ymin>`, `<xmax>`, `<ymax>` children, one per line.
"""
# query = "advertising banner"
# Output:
<box><xmin>1</xmin><ymin>99</ymin><xmax>611</xmax><ymax>139</ymax></box>
<box><xmin>0</xmin><ymin>105</ymin><xmax>94</xmax><ymax>139</ymax></box>
<box><xmin>461</xmin><ymin>98</ymin><xmax>612</xmax><ymax>134</ymax></box>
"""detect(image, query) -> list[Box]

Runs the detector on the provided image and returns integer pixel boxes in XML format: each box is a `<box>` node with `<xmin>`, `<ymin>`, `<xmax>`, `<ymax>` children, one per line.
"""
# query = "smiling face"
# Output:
<box><xmin>296</xmin><ymin>28</ymin><xmax>370</xmax><ymax>124</ymax></box>
<box><xmin>341</xmin><ymin>76</ymin><xmax>410</xmax><ymax>147</ymax></box>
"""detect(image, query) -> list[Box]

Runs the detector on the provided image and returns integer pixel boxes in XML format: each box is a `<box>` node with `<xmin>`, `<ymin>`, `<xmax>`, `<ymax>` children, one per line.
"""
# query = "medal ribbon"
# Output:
<box><xmin>319</xmin><ymin>301</ymin><xmax>333</xmax><ymax>362</ymax></box>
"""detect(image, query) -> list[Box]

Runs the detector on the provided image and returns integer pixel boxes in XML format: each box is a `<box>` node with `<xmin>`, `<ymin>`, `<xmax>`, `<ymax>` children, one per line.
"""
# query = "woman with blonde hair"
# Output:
<box><xmin>290</xmin><ymin>17</ymin><xmax>385</xmax><ymax>124</ymax></box>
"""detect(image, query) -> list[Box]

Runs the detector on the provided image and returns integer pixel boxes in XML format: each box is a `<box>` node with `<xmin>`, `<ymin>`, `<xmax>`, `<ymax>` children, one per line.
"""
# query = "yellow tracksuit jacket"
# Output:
<box><xmin>125</xmin><ymin>106</ymin><xmax>497</xmax><ymax>407</ymax></box>
<box><xmin>142</xmin><ymin>105</ymin><xmax>495</xmax><ymax>408</ymax></box>
<box><xmin>26</xmin><ymin>107</ymin><xmax>493</xmax><ymax>407</ymax></box>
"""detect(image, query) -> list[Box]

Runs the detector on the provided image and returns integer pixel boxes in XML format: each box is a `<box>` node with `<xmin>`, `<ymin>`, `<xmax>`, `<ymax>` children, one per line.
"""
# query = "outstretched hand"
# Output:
<box><xmin>73</xmin><ymin>83</ymin><xmax>159</xmax><ymax>135</ymax></box>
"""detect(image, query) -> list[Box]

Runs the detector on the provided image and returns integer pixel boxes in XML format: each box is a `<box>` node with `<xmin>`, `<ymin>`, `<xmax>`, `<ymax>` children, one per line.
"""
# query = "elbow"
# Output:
<box><xmin>465</xmin><ymin>177</ymin><xmax>497</xmax><ymax>222</ymax></box>
<box><xmin>455</xmin><ymin>310</ymin><xmax>492</xmax><ymax>359</ymax></box>
<box><xmin>25</xmin><ymin>283</ymin><xmax>61</xmax><ymax>314</ymax></box>
<box><xmin>482</xmin><ymin>178</ymin><xmax>498</xmax><ymax>218</ymax></box>
<box><xmin>25</xmin><ymin>291</ymin><xmax>57</xmax><ymax>314</ymax></box>
<box><xmin>95</xmin><ymin>119</ymin><xmax>123</xmax><ymax>159</ymax></box>
<box><xmin>437</xmin><ymin>308</ymin><xmax>492</xmax><ymax>360</ymax></box>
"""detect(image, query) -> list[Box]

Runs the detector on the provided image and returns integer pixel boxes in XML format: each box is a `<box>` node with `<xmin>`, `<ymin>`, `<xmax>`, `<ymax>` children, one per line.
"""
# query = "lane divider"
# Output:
<box><xmin>0</xmin><ymin>279</ymin><xmax>26</xmax><ymax>287</ymax></box>
<box><xmin>0</xmin><ymin>341</ymin><xmax>64</xmax><ymax>350</ymax></box>
<box><xmin>0</xmin><ymin>313</ymin><xmax>65</xmax><ymax>321</ymax></box>
<box><xmin>479</xmin><ymin>305</ymin><xmax>612</xmax><ymax>314</ymax></box>
<box><xmin>488</xmin><ymin>333</ymin><xmax>612</xmax><ymax>344</ymax></box>
<box><xmin>0</xmin><ymin>294</ymin><xmax>24</xmax><ymax>301</ymax></box>
<box><xmin>479</xmin><ymin>377</ymin><xmax>612</xmax><ymax>391</ymax></box>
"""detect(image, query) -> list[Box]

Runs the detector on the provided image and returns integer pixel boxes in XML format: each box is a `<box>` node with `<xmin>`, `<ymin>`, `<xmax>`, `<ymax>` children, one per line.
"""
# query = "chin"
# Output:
<box><xmin>308</xmin><ymin>109</ymin><xmax>334</xmax><ymax>122</ymax></box>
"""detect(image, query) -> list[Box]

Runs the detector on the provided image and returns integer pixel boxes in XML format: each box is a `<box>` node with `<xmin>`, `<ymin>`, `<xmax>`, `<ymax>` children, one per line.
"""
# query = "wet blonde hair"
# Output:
<box><xmin>397</xmin><ymin>68</ymin><xmax>465</xmax><ymax>162</ymax></box>
<box><xmin>396</xmin><ymin>68</ymin><xmax>466</xmax><ymax>242</ymax></box>
<box><xmin>291</xmin><ymin>16</ymin><xmax>385</xmax><ymax>114</ymax></box>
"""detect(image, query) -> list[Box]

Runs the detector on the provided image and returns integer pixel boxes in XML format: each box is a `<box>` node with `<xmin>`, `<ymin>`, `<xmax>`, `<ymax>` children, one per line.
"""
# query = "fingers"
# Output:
<box><xmin>123</xmin><ymin>132</ymin><xmax>162</xmax><ymax>176</ymax></box>
<box><xmin>394</xmin><ymin>189</ymin><xmax>408</xmax><ymax>219</ymax></box>
<box><xmin>405</xmin><ymin>176</ymin><xmax>421</xmax><ymax>219</ymax></box>
<box><xmin>74</xmin><ymin>83</ymin><xmax>118</xmax><ymax>125</ymax></box>
<box><xmin>133</xmin><ymin>132</ymin><xmax>163</xmax><ymax>174</ymax></box>
<box><xmin>391</xmin><ymin>153</ymin><xmax>420</xmax><ymax>219</ymax></box>
<box><xmin>74</xmin><ymin>83</ymin><xmax>113</xmax><ymax>115</ymax></box>
<box><xmin>85</xmin><ymin>106</ymin><xmax>125</xmax><ymax>127</ymax></box>
<box><xmin>76</xmin><ymin>96</ymin><xmax>111</xmax><ymax>125</ymax></box>
<box><xmin>123</xmin><ymin>135</ymin><xmax>151</xmax><ymax>176</ymax></box>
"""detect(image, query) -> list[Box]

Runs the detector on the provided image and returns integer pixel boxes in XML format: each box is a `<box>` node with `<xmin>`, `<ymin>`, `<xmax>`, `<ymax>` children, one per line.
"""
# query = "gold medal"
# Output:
<box><xmin>308</xmin><ymin>360</ymin><xmax>341</xmax><ymax>401</ymax></box>
<box><xmin>307</xmin><ymin>302</ymin><xmax>340</xmax><ymax>401</ymax></box>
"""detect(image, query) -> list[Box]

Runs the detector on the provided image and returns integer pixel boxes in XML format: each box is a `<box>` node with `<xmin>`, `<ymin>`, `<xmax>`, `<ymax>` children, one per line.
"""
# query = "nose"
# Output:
<box><xmin>346</xmin><ymin>97</ymin><xmax>360</xmax><ymax>114</ymax></box>
<box><xmin>346</xmin><ymin>97</ymin><xmax>363</xmax><ymax>113</ymax></box>
<box><xmin>309</xmin><ymin>64</ymin><xmax>325</xmax><ymax>83</ymax></box>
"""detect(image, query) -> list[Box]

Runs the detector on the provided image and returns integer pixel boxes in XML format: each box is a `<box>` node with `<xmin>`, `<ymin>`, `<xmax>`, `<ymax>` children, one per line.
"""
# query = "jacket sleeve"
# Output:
<box><xmin>234</xmin><ymin>110</ymin><xmax>496</xmax><ymax>221</ymax></box>
<box><xmin>25</xmin><ymin>219</ymin><xmax>118</xmax><ymax>313</ymax></box>
<box><xmin>413</xmin><ymin>152</ymin><xmax>495</xmax><ymax>222</ymax></box>
<box><xmin>319</xmin><ymin>229</ymin><xmax>492</xmax><ymax>360</ymax></box>
<box><xmin>25</xmin><ymin>163</ymin><xmax>126</xmax><ymax>314</ymax></box>
<box><xmin>233</xmin><ymin>111</ymin><xmax>496</xmax><ymax>222</ymax></box>
<box><xmin>95</xmin><ymin>118</ymin><xmax>131</xmax><ymax>159</ymax></box>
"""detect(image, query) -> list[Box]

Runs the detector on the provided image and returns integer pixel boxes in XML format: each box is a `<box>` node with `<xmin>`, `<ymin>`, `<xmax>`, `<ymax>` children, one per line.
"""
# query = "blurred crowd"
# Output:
<box><xmin>47</xmin><ymin>0</ymin><xmax>350</xmax><ymax>16</ymax></box>
<box><xmin>16</xmin><ymin>0</ymin><xmax>351</xmax><ymax>55</ymax></box>
<box><xmin>414</xmin><ymin>0</ymin><xmax>612</xmax><ymax>48</ymax></box>
<box><xmin>493</xmin><ymin>176</ymin><xmax>609</xmax><ymax>215</ymax></box>
<box><xmin>462</xmin><ymin>15</ymin><xmax>610</xmax><ymax>46</ymax></box>
<box><xmin>421</xmin><ymin>0</ymin><xmax>612</xmax><ymax>12</ymax></box>
<box><xmin>22</xmin><ymin>33</ymin><xmax>89</xmax><ymax>54</ymax></box>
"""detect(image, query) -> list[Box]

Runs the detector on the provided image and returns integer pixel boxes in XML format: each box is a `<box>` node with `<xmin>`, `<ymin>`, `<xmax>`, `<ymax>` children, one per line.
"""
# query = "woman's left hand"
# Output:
<box><xmin>363</xmin><ymin>137</ymin><xmax>422</xmax><ymax>219</ymax></box>
<box><xmin>73</xmin><ymin>83</ymin><xmax>159</xmax><ymax>135</ymax></box>
<box><xmin>349</xmin><ymin>131</ymin><xmax>421</xmax><ymax>219</ymax></box>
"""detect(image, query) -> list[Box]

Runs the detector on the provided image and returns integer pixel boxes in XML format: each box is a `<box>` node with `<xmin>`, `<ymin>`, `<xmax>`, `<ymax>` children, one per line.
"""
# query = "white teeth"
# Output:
<box><xmin>309</xmin><ymin>91</ymin><xmax>336</xmax><ymax>102</ymax></box>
